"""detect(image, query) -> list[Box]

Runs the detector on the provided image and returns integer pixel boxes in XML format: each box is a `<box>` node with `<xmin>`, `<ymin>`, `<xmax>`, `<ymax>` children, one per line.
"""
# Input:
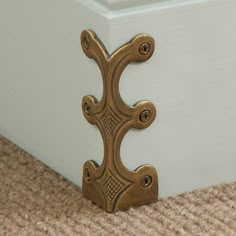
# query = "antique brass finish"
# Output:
<box><xmin>81</xmin><ymin>29</ymin><xmax>158</xmax><ymax>213</ymax></box>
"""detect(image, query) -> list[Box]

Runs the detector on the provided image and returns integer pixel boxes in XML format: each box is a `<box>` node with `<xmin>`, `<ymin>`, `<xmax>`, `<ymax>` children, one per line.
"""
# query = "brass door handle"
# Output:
<box><xmin>81</xmin><ymin>29</ymin><xmax>158</xmax><ymax>212</ymax></box>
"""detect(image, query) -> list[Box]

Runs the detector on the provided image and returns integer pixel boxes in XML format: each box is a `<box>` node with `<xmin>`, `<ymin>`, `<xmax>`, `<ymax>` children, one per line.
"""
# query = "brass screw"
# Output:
<box><xmin>84</xmin><ymin>168</ymin><xmax>91</xmax><ymax>183</ymax></box>
<box><xmin>84</xmin><ymin>168</ymin><xmax>90</xmax><ymax>178</ymax></box>
<box><xmin>140</xmin><ymin>110</ymin><xmax>151</xmax><ymax>122</ymax></box>
<box><xmin>139</xmin><ymin>42</ymin><xmax>151</xmax><ymax>55</ymax></box>
<box><xmin>83</xmin><ymin>36</ymin><xmax>90</xmax><ymax>50</ymax></box>
<box><xmin>141</xmin><ymin>175</ymin><xmax>152</xmax><ymax>188</ymax></box>
<box><xmin>84</xmin><ymin>103</ymin><xmax>91</xmax><ymax>116</ymax></box>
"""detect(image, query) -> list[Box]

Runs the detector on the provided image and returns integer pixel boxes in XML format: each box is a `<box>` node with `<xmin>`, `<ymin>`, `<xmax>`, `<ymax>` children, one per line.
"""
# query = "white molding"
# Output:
<box><xmin>96</xmin><ymin>0</ymin><xmax>159</xmax><ymax>10</ymax></box>
<box><xmin>78</xmin><ymin>0</ymin><xmax>212</xmax><ymax>23</ymax></box>
<box><xmin>87</xmin><ymin>0</ymin><xmax>210</xmax><ymax>12</ymax></box>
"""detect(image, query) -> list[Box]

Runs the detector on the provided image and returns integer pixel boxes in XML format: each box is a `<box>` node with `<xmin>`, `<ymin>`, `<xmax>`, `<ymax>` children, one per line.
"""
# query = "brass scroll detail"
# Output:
<box><xmin>81</xmin><ymin>30</ymin><xmax>158</xmax><ymax>212</ymax></box>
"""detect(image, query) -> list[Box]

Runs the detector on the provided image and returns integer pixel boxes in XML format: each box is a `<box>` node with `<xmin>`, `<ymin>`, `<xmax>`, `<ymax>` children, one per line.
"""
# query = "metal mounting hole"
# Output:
<box><xmin>84</xmin><ymin>103</ymin><xmax>91</xmax><ymax>116</ymax></box>
<box><xmin>84</xmin><ymin>168</ymin><xmax>91</xmax><ymax>183</ymax></box>
<box><xmin>84</xmin><ymin>168</ymin><xmax>90</xmax><ymax>177</ymax></box>
<box><xmin>83</xmin><ymin>36</ymin><xmax>90</xmax><ymax>50</ymax></box>
<box><xmin>139</xmin><ymin>42</ymin><xmax>151</xmax><ymax>55</ymax></box>
<box><xmin>140</xmin><ymin>110</ymin><xmax>151</xmax><ymax>123</ymax></box>
<box><xmin>141</xmin><ymin>175</ymin><xmax>152</xmax><ymax>188</ymax></box>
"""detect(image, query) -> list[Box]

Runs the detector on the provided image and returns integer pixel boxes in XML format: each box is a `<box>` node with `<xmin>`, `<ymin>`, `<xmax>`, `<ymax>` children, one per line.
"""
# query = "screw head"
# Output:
<box><xmin>84</xmin><ymin>168</ymin><xmax>90</xmax><ymax>177</ymax></box>
<box><xmin>141</xmin><ymin>175</ymin><xmax>152</xmax><ymax>188</ymax></box>
<box><xmin>84</xmin><ymin>168</ymin><xmax>91</xmax><ymax>183</ymax></box>
<box><xmin>139</xmin><ymin>42</ymin><xmax>151</xmax><ymax>55</ymax></box>
<box><xmin>140</xmin><ymin>110</ymin><xmax>151</xmax><ymax>122</ymax></box>
<box><xmin>83</xmin><ymin>36</ymin><xmax>90</xmax><ymax>50</ymax></box>
<box><xmin>84</xmin><ymin>103</ymin><xmax>91</xmax><ymax>116</ymax></box>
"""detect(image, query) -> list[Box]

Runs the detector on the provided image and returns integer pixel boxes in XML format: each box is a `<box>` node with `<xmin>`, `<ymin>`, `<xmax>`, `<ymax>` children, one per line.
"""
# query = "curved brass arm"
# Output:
<box><xmin>81</xmin><ymin>30</ymin><xmax>158</xmax><ymax>212</ymax></box>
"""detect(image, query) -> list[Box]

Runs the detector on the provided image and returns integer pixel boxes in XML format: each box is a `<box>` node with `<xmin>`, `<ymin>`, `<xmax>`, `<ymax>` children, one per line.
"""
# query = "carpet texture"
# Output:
<box><xmin>0</xmin><ymin>135</ymin><xmax>236</xmax><ymax>236</ymax></box>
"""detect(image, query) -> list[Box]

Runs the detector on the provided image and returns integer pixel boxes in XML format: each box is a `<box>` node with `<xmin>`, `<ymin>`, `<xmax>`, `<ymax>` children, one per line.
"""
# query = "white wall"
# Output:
<box><xmin>0</xmin><ymin>0</ymin><xmax>109</xmax><ymax>188</ymax></box>
<box><xmin>108</xmin><ymin>0</ymin><xmax>236</xmax><ymax>196</ymax></box>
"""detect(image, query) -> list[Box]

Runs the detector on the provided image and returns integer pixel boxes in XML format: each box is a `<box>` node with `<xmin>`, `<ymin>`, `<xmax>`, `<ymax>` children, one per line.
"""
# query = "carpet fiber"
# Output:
<box><xmin>0</xmin><ymin>135</ymin><xmax>236</xmax><ymax>236</ymax></box>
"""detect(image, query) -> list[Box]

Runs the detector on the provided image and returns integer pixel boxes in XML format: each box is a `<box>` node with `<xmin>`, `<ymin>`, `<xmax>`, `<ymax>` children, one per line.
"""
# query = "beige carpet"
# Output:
<box><xmin>0</xmin><ymin>135</ymin><xmax>236</xmax><ymax>236</ymax></box>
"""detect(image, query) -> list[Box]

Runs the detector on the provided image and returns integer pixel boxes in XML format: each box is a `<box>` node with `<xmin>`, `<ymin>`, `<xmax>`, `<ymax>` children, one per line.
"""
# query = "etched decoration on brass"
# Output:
<box><xmin>81</xmin><ymin>29</ymin><xmax>158</xmax><ymax>212</ymax></box>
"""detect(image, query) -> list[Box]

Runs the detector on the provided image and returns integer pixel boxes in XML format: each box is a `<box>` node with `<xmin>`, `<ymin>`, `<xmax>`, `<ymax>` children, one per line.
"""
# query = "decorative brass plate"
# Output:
<box><xmin>81</xmin><ymin>29</ymin><xmax>158</xmax><ymax>212</ymax></box>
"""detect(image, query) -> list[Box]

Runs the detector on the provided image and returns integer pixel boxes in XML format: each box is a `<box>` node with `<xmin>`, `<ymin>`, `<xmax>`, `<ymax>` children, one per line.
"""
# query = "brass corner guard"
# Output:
<box><xmin>81</xmin><ymin>29</ymin><xmax>158</xmax><ymax>212</ymax></box>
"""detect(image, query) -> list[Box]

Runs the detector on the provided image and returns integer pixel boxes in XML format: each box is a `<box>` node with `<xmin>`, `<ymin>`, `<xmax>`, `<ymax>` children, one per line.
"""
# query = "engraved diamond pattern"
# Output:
<box><xmin>102</xmin><ymin>172</ymin><xmax>124</xmax><ymax>201</ymax></box>
<box><xmin>101</xmin><ymin>107</ymin><xmax>122</xmax><ymax>136</ymax></box>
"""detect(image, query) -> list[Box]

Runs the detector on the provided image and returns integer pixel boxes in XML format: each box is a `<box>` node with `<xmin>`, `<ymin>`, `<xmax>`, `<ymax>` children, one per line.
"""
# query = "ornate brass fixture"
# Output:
<box><xmin>81</xmin><ymin>29</ymin><xmax>158</xmax><ymax>212</ymax></box>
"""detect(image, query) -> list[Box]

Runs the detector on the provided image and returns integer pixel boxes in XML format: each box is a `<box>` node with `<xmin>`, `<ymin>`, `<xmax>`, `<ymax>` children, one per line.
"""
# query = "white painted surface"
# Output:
<box><xmin>0</xmin><ymin>0</ymin><xmax>236</xmax><ymax>197</ymax></box>
<box><xmin>0</xmin><ymin>0</ymin><xmax>106</xmax><ymax>189</ymax></box>
<box><xmin>90</xmin><ymin>0</ymin><xmax>212</xmax><ymax>13</ymax></box>
<box><xmin>96</xmin><ymin>0</ymin><xmax>160</xmax><ymax>10</ymax></box>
